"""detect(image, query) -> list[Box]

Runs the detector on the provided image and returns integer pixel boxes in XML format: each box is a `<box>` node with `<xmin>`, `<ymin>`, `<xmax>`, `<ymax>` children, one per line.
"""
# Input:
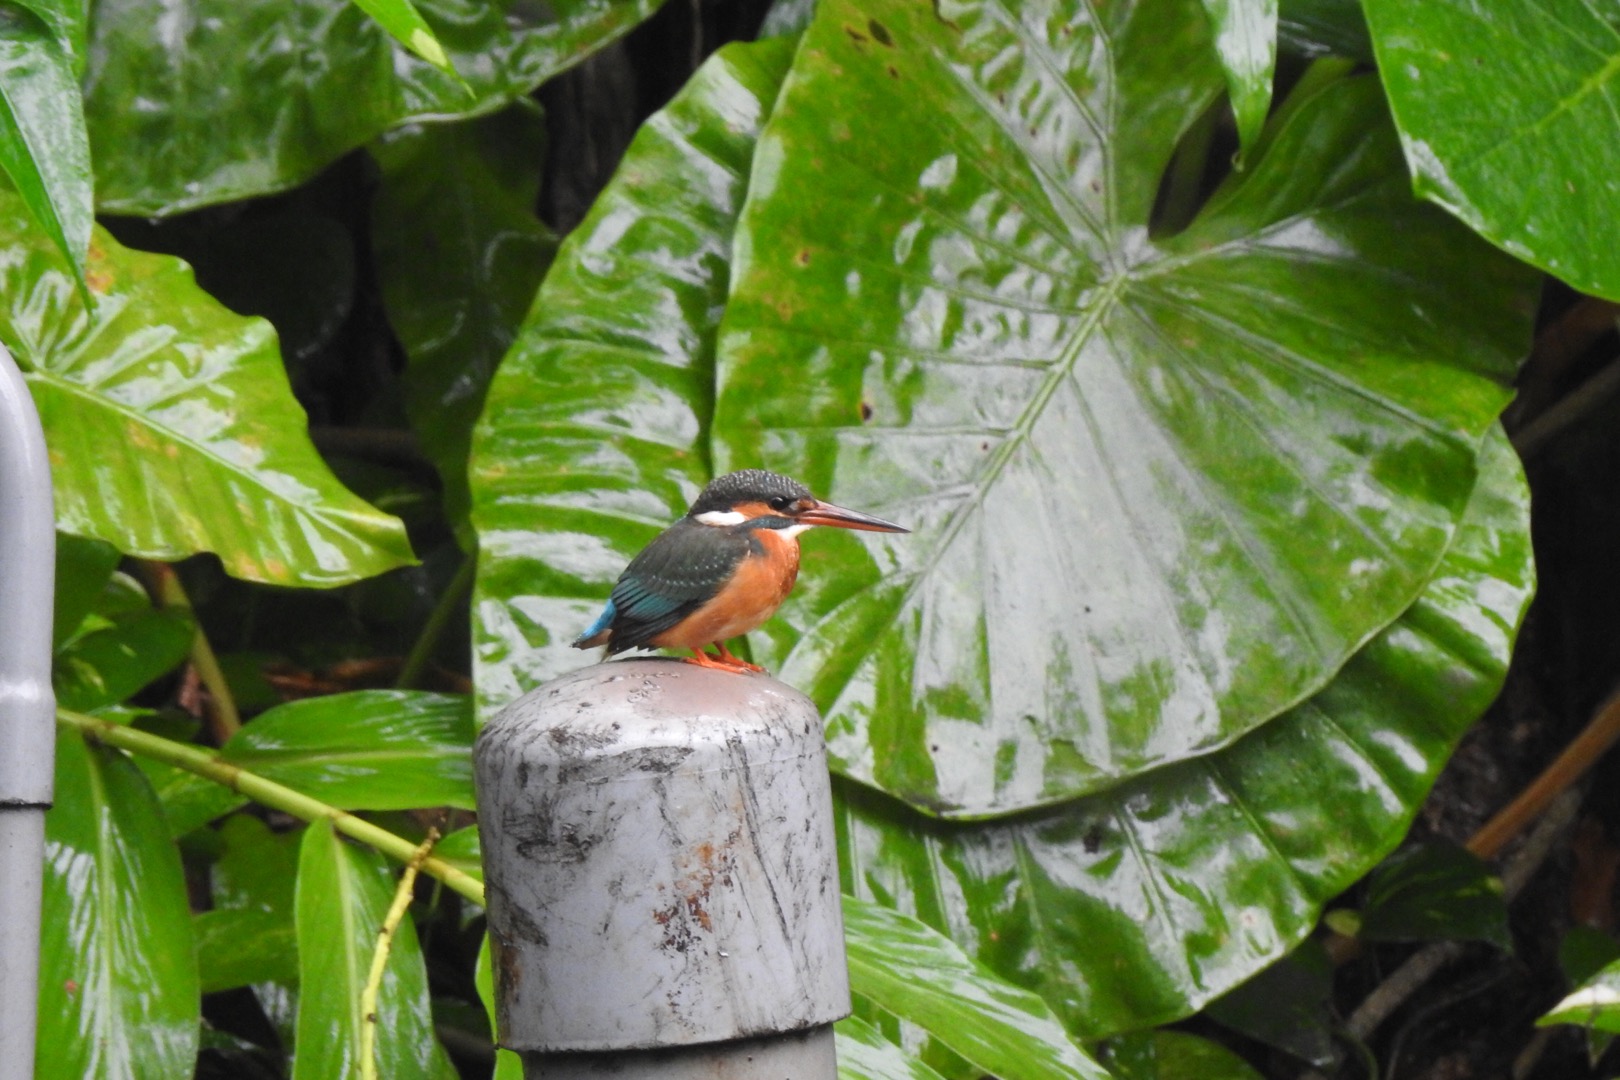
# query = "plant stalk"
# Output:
<box><xmin>55</xmin><ymin>707</ymin><xmax>485</xmax><ymax>906</ymax></box>
<box><xmin>396</xmin><ymin>555</ymin><xmax>474</xmax><ymax>690</ymax></box>
<box><xmin>361</xmin><ymin>829</ymin><xmax>439</xmax><ymax>1080</ymax></box>
<box><xmin>137</xmin><ymin>560</ymin><xmax>241</xmax><ymax>740</ymax></box>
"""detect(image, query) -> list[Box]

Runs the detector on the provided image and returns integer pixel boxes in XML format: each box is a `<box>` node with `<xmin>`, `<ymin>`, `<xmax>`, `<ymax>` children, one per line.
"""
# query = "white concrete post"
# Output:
<box><xmin>0</xmin><ymin>345</ymin><xmax>55</xmax><ymax>1080</ymax></box>
<box><xmin>474</xmin><ymin>658</ymin><xmax>850</xmax><ymax>1078</ymax></box>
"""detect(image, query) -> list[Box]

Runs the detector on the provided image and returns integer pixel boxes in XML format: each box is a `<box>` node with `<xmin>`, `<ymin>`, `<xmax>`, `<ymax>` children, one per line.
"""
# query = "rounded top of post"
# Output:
<box><xmin>476</xmin><ymin>659</ymin><xmax>823</xmax><ymax>764</ymax></box>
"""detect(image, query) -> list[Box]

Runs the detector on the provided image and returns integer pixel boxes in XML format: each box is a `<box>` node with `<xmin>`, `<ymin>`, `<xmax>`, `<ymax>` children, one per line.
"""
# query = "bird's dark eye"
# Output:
<box><xmin>768</xmin><ymin>495</ymin><xmax>794</xmax><ymax>512</ymax></box>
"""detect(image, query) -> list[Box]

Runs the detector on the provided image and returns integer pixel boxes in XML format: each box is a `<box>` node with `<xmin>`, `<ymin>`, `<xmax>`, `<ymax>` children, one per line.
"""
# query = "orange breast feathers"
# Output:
<box><xmin>651</xmin><ymin>529</ymin><xmax>802</xmax><ymax>649</ymax></box>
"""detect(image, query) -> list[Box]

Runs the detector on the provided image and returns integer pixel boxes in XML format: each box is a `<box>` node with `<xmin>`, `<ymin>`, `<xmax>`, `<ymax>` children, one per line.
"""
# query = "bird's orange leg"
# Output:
<box><xmin>713</xmin><ymin>640</ymin><xmax>764</xmax><ymax>673</ymax></box>
<box><xmin>684</xmin><ymin>647</ymin><xmax>752</xmax><ymax>673</ymax></box>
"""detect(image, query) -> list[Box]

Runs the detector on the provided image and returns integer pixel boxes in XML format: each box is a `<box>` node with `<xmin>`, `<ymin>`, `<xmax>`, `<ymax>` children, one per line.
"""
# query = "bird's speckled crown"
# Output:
<box><xmin>687</xmin><ymin>470</ymin><xmax>812</xmax><ymax>516</ymax></box>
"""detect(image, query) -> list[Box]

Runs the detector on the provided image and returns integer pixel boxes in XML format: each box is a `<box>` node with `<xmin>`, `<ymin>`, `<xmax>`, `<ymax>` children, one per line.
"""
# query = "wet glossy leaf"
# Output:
<box><xmin>1102</xmin><ymin>1031</ymin><xmax>1264</xmax><ymax>1080</ymax></box>
<box><xmin>1352</xmin><ymin>841</ymin><xmax>1510</xmax><ymax>949</ymax></box>
<box><xmin>197</xmin><ymin>817</ymin><xmax>300</xmax><ymax>993</ymax></box>
<box><xmin>716</xmin><ymin>0</ymin><xmax>1535</xmax><ymax>815</ymax></box>
<box><xmin>1362</xmin><ymin>0</ymin><xmax>1620</xmax><ymax>299</ymax></box>
<box><xmin>1562</xmin><ymin>927</ymin><xmax>1620</xmax><ymax>989</ymax></box>
<box><xmin>1199</xmin><ymin>0</ymin><xmax>1278</xmax><ymax>157</ymax></box>
<box><xmin>1278</xmin><ymin>0</ymin><xmax>1369</xmax><ymax>60</ymax></box>
<box><xmin>0</xmin><ymin>190</ymin><xmax>415</xmax><ymax>585</ymax></box>
<box><xmin>51</xmin><ymin>531</ymin><xmax>119</xmax><ymax>650</ymax></box>
<box><xmin>837</xmin><ymin>432</ymin><xmax>1533</xmax><ymax>1037</ymax></box>
<box><xmin>53</xmin><ymin>571</ymin><xmax>193</xmax><ymax>711</ymax></box>
<box><xmin>0</xmin><ymin>3</ymin><xmax>90</xmax><ymax>282</ymax></box>
<box><xmin>836</xmin><ymin>1015</ymin><xmax>950</xmax><ymax>1080</ymax></box>
<box><xmin>1204</xmin><ymin>940</ymin><xmax>1337</xmax><ymax>1067</ymax></box>
<box><xmin>348</xmin><ymin>0</ymin><xmax>454</xmax><ymax>74</ymax></box>
<box><xmin>36</xmin><ymin>730</ymin><xmax>200</xmax><ymax>1079</ymax></box>
<box><xmin>293</xmin><ymin>819</ymin><xmax>456</xmax><ymax>1080</ymax></box>
<box><xmin>372</xmin><ymin>102</ymin><xmax>556</xmax><ymax>532</ymax></box>
<box><xmin>469</xmin><ymin>37</ymin><xmax>796</xmax><ymax>716</ymax></box>
<box><xmin>1541</xmin><ymin>956</ymin><xmax>1620</xmax><ymax>1035</ymax></box>
<box><xmin>844</xmin><ymin>898</ymin><xmax>1111</xmax><ymax>1080</ymax></box>
<box><xmin>86</xmin><ymin>0</ymin><xmax>662</xmax><ymax>215</ymax></box>
<box><xmin>223</xmin><ymin>691</ymin><xmax>474</xmax><ymax>810</ymax></box>
<box><xmin>435</xmin><ymin>824</ymin><xmax>483</xmax><ymax>879</ymax></box>
<box><xmin>476</xmin><ymin>935</ymin><xmax>523</xmax><ymax>1080</ymax></box>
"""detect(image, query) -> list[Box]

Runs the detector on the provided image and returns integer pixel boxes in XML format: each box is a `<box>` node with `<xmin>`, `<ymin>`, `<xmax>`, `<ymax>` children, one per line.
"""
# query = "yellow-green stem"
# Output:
<box><xmin>361</xmin><ymin>830</ymin><xmax>438</xmax><ymax>1080</ymax></box>
<box><xmin>55</xmin><ymin>707</ymin><xmax>486</xmax><ymax>906</ymax></box>
<box><xmin>138</xmin><ymin>560</ymin><xmax>241</xmax><ymax>740</ymax></box>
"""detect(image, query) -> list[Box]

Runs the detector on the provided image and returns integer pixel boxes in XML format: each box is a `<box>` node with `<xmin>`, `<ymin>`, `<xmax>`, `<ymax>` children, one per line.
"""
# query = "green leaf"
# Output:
<box><xmin>223</xmin><ymin>690</ymin><xmax>474</xmax><ymax>810</ymax></box>
<box><xmin>196</xmin><ymin>907</ymin><xmax>300</xmax><ymax>994</ymax></box>
<box><xmin>1561</xmin><ymin>927</ymin><xmax>1620</xmax><ymax>989</ymax></box>
<box><xmin>1204</xmin><ymin>941</ymin><xmax>1337</xmax><ymax>1068</ymax></box>
<box><xmin>1352</xmin><ymin>840</ymin><xmax>1510</xmax><ymax>949</ymax></box>
<box><xmin>1541</xmin><ymin>956</ymin><xmax>1620</xmax><ymax>1035</ymax></box>
<box><xmin>53</xmin><ymin>571</ymin><xmax>193</xmax><ymax>711</ymax></box>
<box><xmin>1102</xmin><ymin>1031</ymin><xmax>1264</xmax><ymax>1080</ymax></box>
<box><xmin>844</xmin><ymin>897</ymin><xmax>1111</xmax><ymax>1080</ymax></box>
<box><xmin>197</xmin><ymin>817</ymin><xmax>302</xmax><ymax>993</ymax></box>
<box><xmin>1199</xmin><ymin>0</ymin><xmax>1278</xmax><ymax>158</ymax></box>
<box><xmin>52</xmin><ymin>531</ymin><xmax>119</xmax><ymax>650</ymax></box>
<box><xmin>715</xmin><ymin>0</ymin><xmax>1535</xmax><ymax>815</ymax></box>
<box><xmin>0</xmin><ymin>3</ymin><xmax>91</xmax><ymax>284</ymax></box>
<box><xmin>37</xmin><ymin>729</ymin><xmax>200</xmax><ymax>1079</ymax></box>
<box><xmin>837</xmin><ymin>430</ymin><xmax>1533</xmax><ymax>1038</ymax></box>
<box><xmin>1277</xmin><ymin>0</ymin><xmax>1369</xmax><ymax>60</ymax></box>
<box><xmin>1362</xmin><ymin>0</ymin><xmax>1619</xmax><ymax>299</ymax></box>
<box><xmin>293</xmin><ymin>819</ymin><xmax>456</xmax><ymax>1080</ymax></box>
<box><xmin>470</xmin><ymin>36</ymin><xmax>797</xmax><ymax>716</ymax></box>
<box><xmin>434</xmin><ymin>824</ymin><xmax>483</xmax><ymax>880</ymax></box>
<box><xmin>0</xmin><ymin>191</ymin><xmax>416</xmax><ymax>585</ymax></box>
<box><xmin>836</xmin><ymin>1015</ymin><xmax>950</xmax><ymax>1080</ymax></box>
<box><xmin>347</xmin><ymin>0</ymin><xmax>456</xmax><ymax>76</ymax></box>
<box><xmin>372</xmin><ymin>101</ymin><xmax>556</xmax><ymax>533</ymax></box>
<box><xmin>85</xmin><ymin>0</ymin><xmax>663</xmax><ymax>216</ymax></box>
<box><xmin>476</xmin><ymin>935</ymin><xmax>523</xmax><ymax>1080</ymax></box>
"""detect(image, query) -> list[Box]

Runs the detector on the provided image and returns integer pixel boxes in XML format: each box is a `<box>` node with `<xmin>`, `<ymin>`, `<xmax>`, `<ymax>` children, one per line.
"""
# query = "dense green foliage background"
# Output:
<box><xmin>9</xmin><ymin>0</ymin><xmax>1620</xmax><ymax>1076</ymax></box>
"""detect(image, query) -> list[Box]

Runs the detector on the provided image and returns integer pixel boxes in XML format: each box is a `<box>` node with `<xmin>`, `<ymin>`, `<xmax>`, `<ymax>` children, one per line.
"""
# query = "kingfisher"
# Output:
<box><xmin>573</xmin><ymin>469</ymin><xmax>908</xmax><ymax>673</ymax></box>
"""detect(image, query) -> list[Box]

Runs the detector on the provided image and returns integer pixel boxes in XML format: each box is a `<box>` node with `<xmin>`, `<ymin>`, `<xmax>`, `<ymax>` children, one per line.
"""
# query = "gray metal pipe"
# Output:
<box><xmin>475</xmin><ymin>658</ymin><xmax>849</xmax><ymax>1078</ymax></box>
<box><xmin>0</xmin><ymin>344</ymin><xmax>56</xmax><ymax>1080</ymax></box>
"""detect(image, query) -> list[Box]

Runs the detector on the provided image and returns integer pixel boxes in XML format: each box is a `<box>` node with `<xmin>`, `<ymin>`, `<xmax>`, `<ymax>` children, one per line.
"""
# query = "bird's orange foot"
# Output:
<box><xmin>714</xmin><ymin>641</ymin><xmax>765</xmax><ymax>673</ymax></box>
<box><xmin>684</xmin><ymin>648</ymin><xmax>756</xmax><ymax>673</ymax></box>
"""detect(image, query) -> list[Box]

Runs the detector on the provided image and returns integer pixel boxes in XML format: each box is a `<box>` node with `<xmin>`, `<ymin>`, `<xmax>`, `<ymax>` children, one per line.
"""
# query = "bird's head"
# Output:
<box><xmin>687</xmin><ymin>469</ymin><xmax>909</xmax><ymax>534</ymax></box>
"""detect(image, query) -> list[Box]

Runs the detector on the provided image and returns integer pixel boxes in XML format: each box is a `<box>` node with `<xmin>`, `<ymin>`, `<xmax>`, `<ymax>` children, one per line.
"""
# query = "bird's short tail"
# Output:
<box><xmin>572</xmin><ymin>598</ymin><xmax>616</xmax><ymax>649</ymax></box>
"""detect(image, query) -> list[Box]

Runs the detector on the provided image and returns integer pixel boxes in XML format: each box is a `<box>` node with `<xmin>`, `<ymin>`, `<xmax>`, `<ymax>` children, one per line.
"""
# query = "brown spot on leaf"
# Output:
<box><xmin>795</xmin><ymin>248</ymin><xmax>812</xmax><ymax>267</ymax></box>
<box><xmin>859</xmin><ymin>401</ymin><xmax>874</xmax><ymax>422</ymax></box>
<box><xmin>868</xmin><ymin>19</ymin><xmax>893</xmax><ymax>46</ymax></box>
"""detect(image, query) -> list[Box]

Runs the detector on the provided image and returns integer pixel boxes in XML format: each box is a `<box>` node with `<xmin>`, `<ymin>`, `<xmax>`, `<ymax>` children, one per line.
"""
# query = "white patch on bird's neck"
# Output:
<box><xmin>776</xmin><ymin>523</ymin><xmax>813</xmax><ymax>539</ymax></box>
<box><xmin>695</xmin><ymin>509</ymin><xmax>747</xmax><ymax>526</ymax></box>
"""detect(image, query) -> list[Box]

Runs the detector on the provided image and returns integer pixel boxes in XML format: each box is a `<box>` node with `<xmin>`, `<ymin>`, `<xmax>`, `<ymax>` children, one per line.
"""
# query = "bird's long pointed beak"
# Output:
<box><xmin>797</xmin><ymin>501</ymin><xmax>909</xmax><ymax>533</ymax></box>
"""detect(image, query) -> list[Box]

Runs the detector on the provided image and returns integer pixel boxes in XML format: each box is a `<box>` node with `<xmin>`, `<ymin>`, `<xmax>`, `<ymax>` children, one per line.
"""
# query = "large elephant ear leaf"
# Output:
<box><xmin>713</xmin><ymin>0</ymin><xmax>1537</xmax><ymax>816</ymax></box>
<box><xmin>838</xmin><ymin>428</ymin><xmax>1534</xmax><ymax>1037</ymax></box>
<box><xmin>469</xmin><ymin>36</ymin><xmax>795</xmax><ymax>718</ymax></box>
<box><xmin>0</xmin><ymin>192</ymin><xmax>415</xmax><ymax>585</ymax></box>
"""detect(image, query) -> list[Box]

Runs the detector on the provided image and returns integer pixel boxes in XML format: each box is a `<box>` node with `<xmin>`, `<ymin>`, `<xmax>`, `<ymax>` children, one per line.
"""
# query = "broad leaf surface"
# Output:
<box><xmin>1353</xmin><ymin>840</ymin><xmax>1510</xmax><ymax>948</ymax></box>
<box><xmin>0</xmin><ymin>2</ymin><xmax>91</xmax><ymax>281</ymax></box>
<box><xmin>1199</xmin><ymin>0</ymin><xmax>1278</xmax><ymax>157</ymax></box>
<box><xmin>836</xmin><ymin>1015</ymin><xmax>950</xmax><ymax>1080</ymax></box>
<box><xmin>470</xmin><ymin>36</ymin><xmax>796</xmax><ymax>717</ymax></box>
<box><xmin>224</xmin><ymin>690</ymin><xmax>475</xmax><ymax>810</ymax></box>
<box><xmin>347</xmin><ymin>0</ymin><xmax>455</xmax><ymax>74</ymax></box>
<box><xmin>37</xmin><ymin>730</ymin><xmax>200</xmax><ymax>1079</ymax></box>
<box><xmin>51</xmin><ymin>532</ymin><xmax>120</xmax><ymax>650</ymax></box>
<box><xmin>53</xmin><ymin>570</ymin><xmax>193</xmax><ymax>711</ymax></box>
<box><xmin>197</xmin><ymin>816</ymin><xmax>301</xmax><ymax>993</ymax></box>
<box><xmin>0</xmin><ymin>191</ymin><xmax>415</xmax><ymax>584</ymax></box>
<box><xmin>1541</xmin><ymin>957</ymin><xmax>1620</xmax><ymax>1035</ymax></box>
<box><xmin>844</xmin><ymin>897</ymin><xmax>1111</xmax><ymax>1080</ymax></box>
<box><xmin>837</xmin><ymin>432</ymin><xmax>1533</xmax><ymax>1037</ymax></box>
<box><xmin>1102</xmin><ymin>1031</ymin><xmax>1264</xmax><ymax>1080</ymax></box>
<box><xmin>372</xmin><ymin>101</ymin><xmax>556</xmax><ymax>533</ymax></box>
<box><xmin>293</xmin><ymin>819</ymin><xmax>456</xmax><ymax>1080</ymax></box>
<box><xmin>1362</xmin><ymin>0</ymin><xmax>1620</xmax><ymax>299</ymax></box>
<box><xmin>85</xmin><ymin>0</ymin><xmax>662</xmax><ymax>215</ymax></box>
<box><xmin>715</xmin><ymin>0</ymin><xmax>1535</xmax><ymax>814</ymax></box>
